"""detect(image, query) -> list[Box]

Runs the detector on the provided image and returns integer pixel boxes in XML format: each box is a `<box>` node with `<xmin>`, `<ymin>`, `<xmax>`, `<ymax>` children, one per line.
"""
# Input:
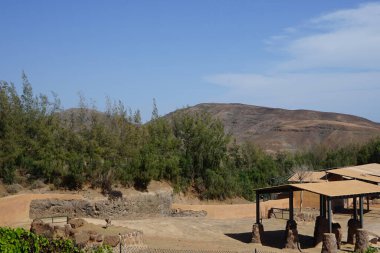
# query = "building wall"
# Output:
<box><xmin>293</xmin><ymin>190</ymin><xmax>320</xmax><ymax>209</ymax></box>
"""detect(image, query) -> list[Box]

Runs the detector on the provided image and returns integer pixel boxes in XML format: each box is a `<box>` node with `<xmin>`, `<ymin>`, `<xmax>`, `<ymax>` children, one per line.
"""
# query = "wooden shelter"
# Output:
<box><xmin>255</xmin><ymin>180</ymin><xmax>380</xmax><ymax>233</ymax></box>
<box><xmin>327</xmin><ymin>163</ymin><xmax>380</xmax><ymax>184</ymax></box>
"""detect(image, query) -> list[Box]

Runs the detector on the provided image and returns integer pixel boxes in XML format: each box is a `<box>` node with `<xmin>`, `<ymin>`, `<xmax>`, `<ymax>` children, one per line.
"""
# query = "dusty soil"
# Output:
<box><xmin>0</xmin><ymin>193</ymin><xmax>82</xmax><ymax>228</ymax></box>
<box><xmin>172</xmin><ymin>199</ymin><xmax>288</xmax><ymax>219</ymax></box>
<box><xmin>85</xmin><ymin>209</ymin><xmax>380</xmax><ymax>252</ymax></box>
<box><xmin>1</xmin><ymin>185</ymin><xmax>380</xmax><ymax>252</ymax></box>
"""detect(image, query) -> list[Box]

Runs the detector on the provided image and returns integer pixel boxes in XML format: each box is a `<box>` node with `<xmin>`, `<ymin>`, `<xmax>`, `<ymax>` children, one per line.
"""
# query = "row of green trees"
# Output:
<box><xmin>1</xmin><ymin>74</ymin><xmax>380</xmax><ymax>200</ymax></box>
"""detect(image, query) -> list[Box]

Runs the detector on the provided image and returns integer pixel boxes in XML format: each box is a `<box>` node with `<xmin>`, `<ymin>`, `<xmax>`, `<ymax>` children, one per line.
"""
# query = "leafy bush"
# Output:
<box><xmin>364</xmin><ymin>246</ymin><xmax>378</xmax><ymax>253</ymax></box>
<box><xmin>5</xmin><ymin>184</ymin><xmax>23</xmax><ymax>194</ymax></box>
<box><xmin>0</xmin><ymin>227</ymin><xmax>111</xmax><ymax>253</ymax></box>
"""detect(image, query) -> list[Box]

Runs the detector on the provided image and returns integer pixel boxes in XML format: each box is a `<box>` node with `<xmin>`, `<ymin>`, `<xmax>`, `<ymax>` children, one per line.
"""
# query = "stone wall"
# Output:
<box><xmin>30</xmin><ymin>191</ymin><xmax>172</xmax><ymax>219</ymax></box>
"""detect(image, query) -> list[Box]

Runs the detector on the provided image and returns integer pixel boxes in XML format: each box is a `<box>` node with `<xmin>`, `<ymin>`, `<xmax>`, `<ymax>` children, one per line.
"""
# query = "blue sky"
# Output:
<box><xmin>1</xmin><ymin>0</ymin><xmax>379</xmax><ymax>122</ymax></box>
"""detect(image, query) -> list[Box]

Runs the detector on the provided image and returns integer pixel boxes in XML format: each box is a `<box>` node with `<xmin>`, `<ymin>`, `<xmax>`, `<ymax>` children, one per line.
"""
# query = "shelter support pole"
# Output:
<box><xmin>320</xmin><ymin>195</ymin><xmax>325</xmax><ymax>217</ymax></box>
<box><xmin>328</xmin><ymin>197</ymin><xmax>332</xmax><ymax>233</ymax></box>
<box><xmin>367</xmin><ymin>196</ymin><xmax>370</xmax><ymax>211</ymax></box>
<box><xmin>289</xmin><ymin>191</ymin><xmax>294</xmax><ymax>221</ymax></box>
<box><xmin>256</xmin><ymin>192</ymin><xmax>260</xmax><ymax>224</ymax></box>
<box><xmin>360</xmin><ymin>196</ymin><xmax>364</xmax><ymax>228</ymax></box>
<box><xmin>354</xmin><ymin>197</ymin><xmax>357</xmax><ymax>220</ymax></box>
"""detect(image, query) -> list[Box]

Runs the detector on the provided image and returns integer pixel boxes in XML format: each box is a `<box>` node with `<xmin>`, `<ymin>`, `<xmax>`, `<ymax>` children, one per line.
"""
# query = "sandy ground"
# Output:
<box><xmin>172</xmin><ymin>199</ymin><xmax>288</xmax><ymax>219</ymax></box>
<box><xmin>1</xmin><ymin>191</ymin><xmax>379</xmax><ymax>252</ymax></box>
<box><xmin>0</xmin><ymin>193</ymin><xmax>82</xmax><ymax>228</ymax></box>
<box><xmin>85</xmin><ymin>209</ymin><xmax>380</xmax><ymax>252</ymax></box>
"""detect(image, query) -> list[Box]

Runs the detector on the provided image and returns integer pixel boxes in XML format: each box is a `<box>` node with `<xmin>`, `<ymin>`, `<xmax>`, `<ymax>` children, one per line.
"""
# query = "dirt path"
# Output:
<box><xmin>85</xmin><ymin>217</ymin><xmax>282</xmax><ymax>252</ymax></box>
<box><xmin>172</xmin><ymin>199</ymin><xmax>289</xmax><ymax>219</ymax></box>
<box><xmin>0</xmin><ymin>193</ymin><xmax>82</xmax><ymax>228</ymax></box>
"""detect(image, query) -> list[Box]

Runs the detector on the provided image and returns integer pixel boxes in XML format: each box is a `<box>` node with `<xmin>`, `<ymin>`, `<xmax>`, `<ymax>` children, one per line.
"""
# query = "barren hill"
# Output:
<box><xmin>170</xmin><ymin>103</ymin><xmax>380</xmax><ymax>153</ymax></box>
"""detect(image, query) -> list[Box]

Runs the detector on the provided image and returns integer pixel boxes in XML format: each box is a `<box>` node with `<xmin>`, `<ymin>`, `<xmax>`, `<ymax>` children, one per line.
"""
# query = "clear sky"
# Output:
<box><xmin>1</xmin><ymin>0</ymin><xmax>379</xmax><ymax>122</ymax></box>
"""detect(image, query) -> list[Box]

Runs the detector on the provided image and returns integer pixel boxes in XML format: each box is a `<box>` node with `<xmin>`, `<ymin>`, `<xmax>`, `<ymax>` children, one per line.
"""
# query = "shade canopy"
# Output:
<box><xmin>327</xmin><ymin>165</ymin><xmax>380</xmax><ymax>184</ymax></box>
<box><xmin>256</xmin><ymin>180</ymin><xmax>380</xmax><ymax>199</ymax></box>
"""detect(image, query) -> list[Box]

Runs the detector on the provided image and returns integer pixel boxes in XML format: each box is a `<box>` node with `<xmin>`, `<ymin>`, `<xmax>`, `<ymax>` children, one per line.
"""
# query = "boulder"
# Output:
<box><xmin>96</xmin><ymin>234</ymin><xmax>104</xmax><ymax>242</ymax></box>
<box><xmin>347</xmin><ymin>218</ymin><xmax>361</xmax><ymax>244</ymax></box>
<box><xmin>68</xmin><ymin>218</ymin><xmax>87</xmax><ymax>229</ymax></box>
<box><xmin>284</xmin><ymin>219</ymin><xmax>299</xmax><ymax>249</ymax></box>
<box><xmin>355</xmin><ymin>229</ymin><xmax>369</xmax><ymax>253</ymax></box>
<box><xmin>332</xmin><ymin>223</ymin><xmax>342</xmax><ymax>249</ymax></box>
<box><xmin>103</xmin><ymin>235</ymin><xmax>120</xmax><ymax>247</ymax></box>
<box><xmin>30</xmin><ymin>219</ymin><xmax>54</xmax><ymax>239</ymax></box>
<box><xmin>74</xmin><ymin>231</ymin><xmax>90</xmax><ymax>247</ymax></box>
<box><xmin>252</xmin><ymin>223</ymin><xmax>264</xmax><ymax>244</ymax></box>
<box><xmin>53</xmin><ymin>226</ymin><xmax>67</xmax><ymax>240</ymax></box>
<box><xmin>313</xmin><ymin>216</ymin><xmax>329</xmax><ymax>246</ymax></box>
<box><xmin>321</xmin><ymin>233</ymin><xmax>337</xmax><ymax>253</ymax></box>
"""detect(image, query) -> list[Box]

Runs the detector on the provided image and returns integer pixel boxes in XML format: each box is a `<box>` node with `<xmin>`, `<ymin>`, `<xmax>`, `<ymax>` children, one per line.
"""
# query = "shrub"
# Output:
<box><xmin>5</xmin><ymin>184</ymin><xmax>23</xmax><ymax>194</ymax></box>
<box><xmin>30</xmin><ymin>179</ymin><xmax>46</xmax><ymax>190</ymax></box>
<box><xmin>0</xmin><ymin>227</ymin><xmax>112</xmax><ymax>253</ymax></box>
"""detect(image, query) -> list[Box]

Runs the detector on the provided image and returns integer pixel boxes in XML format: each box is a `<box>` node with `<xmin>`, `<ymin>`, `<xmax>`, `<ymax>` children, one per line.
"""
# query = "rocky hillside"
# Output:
<box><xmin>168</xmin><ymin>103</ymin><xmax>380</xmax><ymax>153</ymax></box>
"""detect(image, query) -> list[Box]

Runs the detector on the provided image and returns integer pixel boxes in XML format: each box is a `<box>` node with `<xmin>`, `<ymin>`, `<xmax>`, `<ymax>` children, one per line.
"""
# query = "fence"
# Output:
<box><xmin>268</xmin><ymin>208</ymin><xmax>289</xmax><ymax>219</ymax></box>
<box><xmin>40</xmin><ymin>216</ymin><xmax>69</xmax><ymax>224</ymax></box>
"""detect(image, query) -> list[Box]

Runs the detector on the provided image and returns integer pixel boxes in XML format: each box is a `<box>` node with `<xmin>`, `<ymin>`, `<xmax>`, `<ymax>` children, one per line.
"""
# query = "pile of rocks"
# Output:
<box><xmin>170</xmin><ymin>208</ymin><xmax>207</xmax><ymax>217</ymax></box>
<box><xmin>30</xmin><ymin>218</ymin><xmax>144</xmax><ymax>251</ymax></box>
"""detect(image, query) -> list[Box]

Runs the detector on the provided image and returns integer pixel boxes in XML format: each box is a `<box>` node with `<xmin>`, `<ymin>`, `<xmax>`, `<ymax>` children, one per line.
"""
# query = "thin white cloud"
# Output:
<box><xmin>281</xmin><ymin>2</ymin><xmax>380</xmax><ymax>70</ymax></box>
<box><xmin>204</xmin><ymin>2</ymin><xmax>380</xmax><ymax>121</ymax></box>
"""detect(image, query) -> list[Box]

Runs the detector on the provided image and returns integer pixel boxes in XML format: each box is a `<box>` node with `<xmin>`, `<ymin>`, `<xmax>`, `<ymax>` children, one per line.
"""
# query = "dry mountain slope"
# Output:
<box><xmin>170</xmin><ymin>103</ymin><xmax>380</xmax><ymax>153</ymax></box>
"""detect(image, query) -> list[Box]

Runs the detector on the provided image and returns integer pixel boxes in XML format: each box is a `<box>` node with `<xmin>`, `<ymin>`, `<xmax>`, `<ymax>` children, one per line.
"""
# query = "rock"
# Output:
<box><xmin>96</xmin><ymin>234</ymin><xmax>104</xmax><ymax>242</ymax></box>
<box><xmin>53</xmin><ymin>226</ymin><xmax>67</xmax><ymax>240</ymax></box>
<box><xmin>355</xmin><ymin>229</ymin><xmax>369</xmax><ymax>253</ymax></box>
<box><xmin>108</xmin><ymin>190</ymin><xmax>123</xmax><ymax>201</ymax></box>
<box><xmin>30</xmin><ymin>219</ymin><xmax>54</xmax><ymax>239</ymax></box>
<box><xmin>103</xmin><ymin>235</ymin><xmax>120</xmax><ymax>247</ymax></box>
<box><xmin>321</xmin><ymin>233</ymin><xmax>338</xmax><ymax>253</ymax></box>
<box><xmin>332</xmin><ymin>223</ymin><xmax>342</xmax><ymax>249</ymax></box>
<box><xmin>74</xmin><ymin>231</ymin><xmax>90</xmax><ymax>247</ymax></box>
<box><xmin>313</xmin><ymin>216</ymin><xmax>329</xmax><ymax>246</ymax></box>
<box><xmin>64</xmin><ymin>224</ymin><xmax>75</xmax><ymax>236</ymax></box>
<box><xmin>170</xmin><ymin>208</ymin><xmax>207</xmax><ymax>217</ymax></box>
<box><xmin>105</xmin><ymin>218</ymin><xmax>111</xmax><ymax>228</ymax></box>
<box><xmin>369</xmin><ymin>237</ymin><xmax>378</xmax><ymax>244</ymax></box>
<box><xmin>284</xmin><ymin>220</ymin><xmax>299</xmax><ymax>249</ymax></box>
<box><xmin>347</xmin><ymin>218</ymin><xmax>361</xmax><ymax>244</ymax></box>
<box><xmin>68</xmin><ymin>218</ymin><xmax>87</xmax><ymax>229</ymax></box>
<box><xmin>87</xmin><ymin>230</ymin><xmax>98</xmax><ymax>241</ymax></box>
<box><xmin>252</xmin><ymin>223</ymin><xmax>264</xmax><ymax>244</ymax></box>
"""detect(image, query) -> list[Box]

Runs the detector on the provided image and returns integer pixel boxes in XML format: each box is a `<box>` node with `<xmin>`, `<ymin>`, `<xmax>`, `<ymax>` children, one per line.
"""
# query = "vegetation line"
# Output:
<box><xmin>1</xmin><ymin>74</ymin><xmax>379</xmax><ymax>200</ymax></box>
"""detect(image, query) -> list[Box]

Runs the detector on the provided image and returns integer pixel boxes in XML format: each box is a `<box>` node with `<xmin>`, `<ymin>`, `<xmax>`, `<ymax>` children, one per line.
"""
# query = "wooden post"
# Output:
<box><xmin>320</xmin><ymin>195</ymin><xmax>324</xmax><ymax>217</ymax></box>
<box><xmin>256</xmin><ymin>192</ymin><xmax>260</xmax><ymax>224</ymax></box>
<box><xmin>328</xmin><ymin>198</ymin><xmax>332</xmax><ymax>233</ymax></box>
<box><xmin>359</xmin><ymin>196</ymin><xmax>364</xmax><ymax>228</ymax></box>
<box><xmin>366</xmin><ymin>196</ymin><xmax>370</xmax><ymax>211</ymax></box>
<box><xmin>289</xmin><ymin>191</ymin><xmax>294</xmax><ymax>221</ymax></box>
<box><xmin>354</xmin><ymin>197</ymin><xmax>357</xmax><ymax>220</ymax></box>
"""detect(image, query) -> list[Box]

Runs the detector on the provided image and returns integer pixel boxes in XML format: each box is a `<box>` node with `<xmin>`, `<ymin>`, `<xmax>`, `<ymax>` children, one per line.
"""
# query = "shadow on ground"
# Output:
<box><xmin>225</xmin><ymin>231</ymin><xmax>314</xmax><ymax>250</ymax></box>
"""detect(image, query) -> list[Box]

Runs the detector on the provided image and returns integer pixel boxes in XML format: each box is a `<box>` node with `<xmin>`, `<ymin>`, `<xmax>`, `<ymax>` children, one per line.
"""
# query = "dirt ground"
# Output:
<box><xmin>86</xmin><ymin>209</ymin><xmax>380</xmax><ymax>252</ymax></box>
<box><xmin>0</xmin><ymin>193</ymin><xmax>82</xmax><ymax>228</ymax></box>
<box><xmin>1</xmin><ymin>189</ymin><xmax>380</xmax><ymax>252</ymax></box>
